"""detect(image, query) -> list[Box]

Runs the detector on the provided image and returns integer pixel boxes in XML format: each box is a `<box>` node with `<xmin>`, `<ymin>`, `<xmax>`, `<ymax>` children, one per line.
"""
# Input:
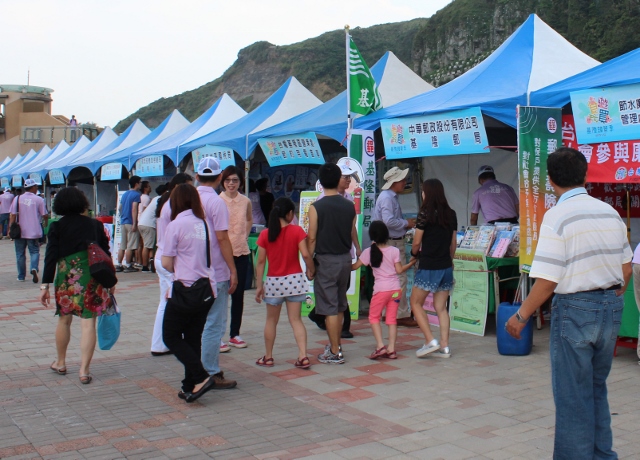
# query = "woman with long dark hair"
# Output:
<box><xmin>254</xmin><ymin>197</ymin><xmax>314</xmax><ymax>368</ymax></box>
<box><xmin>162</xmin><ymin>183</ymin><xmax>217</xmax><ymax>403</ymax></box>
<box><xmin>410</xmin><ymin>179</ymin><xmax>457</xmax><ymax>359</ymax></box>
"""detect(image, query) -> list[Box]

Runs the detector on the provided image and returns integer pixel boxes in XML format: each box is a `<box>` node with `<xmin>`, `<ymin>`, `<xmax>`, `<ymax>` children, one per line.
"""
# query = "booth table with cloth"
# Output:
<box><xmin>487</xmin><ymin>256</ymin><xmax>520</xmax><ymax>313</ymax></box>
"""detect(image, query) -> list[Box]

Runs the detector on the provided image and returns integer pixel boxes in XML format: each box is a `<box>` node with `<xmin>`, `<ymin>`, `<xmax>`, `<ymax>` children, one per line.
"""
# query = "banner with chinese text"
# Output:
<box><xmin>258</xmin><ymin>132</ymin><xmax>324</xmax><ymax>166</ymax></box>
<box><xmin>135</xmin><ymin>155</ymin><xmax>164</xmax><ymax>177</ymax></box>
<box><xmin>517</xmin><ymin>106</ymin><xmax>562</xmax><ymax>272</ymax></box>
<box><xmin>0</xmin><ymin>177</ymin><xmax>9</xmax><ymax>189</ymax></box>
<box><xmin>28</xmin><ymin>173</ymin><xmax>42</xmax><ymax>185</ymax></box>
<box><xmin>350</xmin><ymin>129</ymin><xmax>375</xmax><ymax>247</ymax></box>
<box><xmin>49</xmin><ymin>169</ymin><xmax>65</xmax><ymax>185</ymax></box>
<box><xmin>100</xmin><ymin>163</ymin><xmax>123</xmax><ymax>181</ymax></box>
<box><xmin>380</xmin><ymin>107</ymin><xmax>489</xmax><ymax>159</ymax></box>
<box><xmin>191</xmin><ymin>145</ymin><xmax>236</xmax><ymax>171</ymax></box>
<box><xmin>12</xmin><ymin>175</ymin><xmax>22</xmax><ymax>187</ymax></box>
<box><xmin>450</xmin><ymin>249</ymin><xmax>488</xmax><ymax>336</ymax></box>
<box><xmin>570</xmin><ymin>83</ymin><xmax>640</xmax><ymax>144</ymax></box>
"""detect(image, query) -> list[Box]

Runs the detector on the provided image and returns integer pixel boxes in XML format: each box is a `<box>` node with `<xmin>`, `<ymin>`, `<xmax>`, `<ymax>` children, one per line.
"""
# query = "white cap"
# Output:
<box><xmin>197</xmin><ymin>157</ymin><xmax>222</xmax><ymax>176</ymax></box>
<box><xmin>3</xmin><ymin>187</ymin><xmax>10</xmax><ymax>193</ymax></box>
<box><xmin>381</xmin><ymin>167</ymin><xmax>409</xmax><ymax>190</ymax></box>
<box><xmin>24</xmin><ymin>178</ymin><xmax>38</xmax><ymax>188</ymax></box>
<box><xmin>477</xmin><ymin>165</ymin><xmax>494</xmax><ymax>176</ymax></box>
<box><xmin>336</xmin><ymin>157</ymin><xmax>361</xmax><ymax>183</ymax></box>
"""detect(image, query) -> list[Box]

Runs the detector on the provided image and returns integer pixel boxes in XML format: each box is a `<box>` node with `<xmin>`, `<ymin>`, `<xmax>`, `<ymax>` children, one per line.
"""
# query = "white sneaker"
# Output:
<box><xmin>433</xmin><ymin>346</ymin><xmax>451</xmax><ymax>358</ymax></box>
<box><xmin>220</xmin><ymin>341</ymin><xmax>231</xmax><ymax>353</ymax></box>
<box><xmin>416</xmin><ymin>339</ymin><xmax>440</xmax><ymax>358</ymax></box>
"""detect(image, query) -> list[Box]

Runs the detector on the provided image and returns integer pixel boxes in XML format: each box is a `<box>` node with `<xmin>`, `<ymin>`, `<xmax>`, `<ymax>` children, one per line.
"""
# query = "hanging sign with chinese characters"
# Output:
<box><xmin>517</xmin><ymin>106</ymin><xmax>562</xmax><ymax>273</ymax></box>
<box><xmin>28</xmin><ymin>173</ymin><xmax>42</xmax><ymax>185</ymax></box>
<box><xmin>257</xmin><ymin>132</ymin><xmax>325</xmax><ymax>166</ymax></box>
<box><xmin>100</xmin><ymin>163</ymin><xmax>123</xmax><ymax>181</ymax></box>
<box><xmin>48</xmin><ymin>169</ymin><xmax>65</xmax><ymax>185</ymax></box>
<box><xmin>562</xmin><ymin>114</ymin><xmax>640</xmax><ymax>183</ymax></box>
<box><xmin>191</xmin><ymin>145</ymin><xmax>236</xmax><ymax>171</ymax></box>
<box><xmin>0</xmin><ymin>177</ymin><xmax>9</xmax><ymax>189</ymax></box>
<box><xmin>12</xmin><ymin>175</ymin><xmax>23</xmax><ymax>187</ymax></box>
<box><xmin>570</xmin><ymin>83</ymin><xmax>640</xmax><ymax>144</ymax></box>
<box><xmin>380</xmin><ymin>107</ymin><xmax>489</xmax><ymax>159</ymax></box>
<box><xmin>135</xmin><ymin>155</ymin><xmax>164</xmax><ymax>177</ymax></box>
<box><xmin>349</xmin><ymin>129</ymin><xmax>376</xmax><ymax>247</ymax></box>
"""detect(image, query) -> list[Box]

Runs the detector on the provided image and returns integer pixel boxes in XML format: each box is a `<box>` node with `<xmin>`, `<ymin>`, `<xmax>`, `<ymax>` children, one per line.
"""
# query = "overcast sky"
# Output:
<box><xmin>2</xmin><ymin>0</ymin><xmax>453</xmax><ymax>128</ymax></box>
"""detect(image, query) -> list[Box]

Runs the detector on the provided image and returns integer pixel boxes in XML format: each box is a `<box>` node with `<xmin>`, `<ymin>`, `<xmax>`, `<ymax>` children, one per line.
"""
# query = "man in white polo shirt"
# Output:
<box><xmin>506</xmin><ymin>147</ymin><xmax>632</xmax><ymax>459</ymax></box>
<box><xmin>9</xmin><ymin>179</ymin><xmax>48</xmax><ymax>282</ymax></box>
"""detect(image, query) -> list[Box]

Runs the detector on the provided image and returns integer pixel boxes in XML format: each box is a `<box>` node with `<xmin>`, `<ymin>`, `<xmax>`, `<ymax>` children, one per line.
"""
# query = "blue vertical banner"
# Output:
<box><xmin>192</xmin><ymin>145</ymin><xmax>236</xmax><ymax>170</ymax></box>
<box><xmin>258</xmin><ymin>132</ymin><xmax>325</xmax><ymax>166</ymax></box>
<box><xmin>381</xmin><ymin>107</ymin><xmax>489</xmax><ymax>159</ymax></box>
<box><xmin>135</xmin><ymin>155</ymin><xmax>164</xmax><ymax>177</ymax></box>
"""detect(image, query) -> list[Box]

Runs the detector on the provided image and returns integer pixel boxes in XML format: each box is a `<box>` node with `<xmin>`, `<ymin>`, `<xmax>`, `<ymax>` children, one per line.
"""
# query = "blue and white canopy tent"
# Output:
<box><xmin>130</xmin><ymin>94</ymin><xmax>247</xmax><ymax>169</ymax></box>
<box><xmin>11</xmin><ymin>145</ymin><xmax>51</xmax><ymax>183</ymax></box>
<box><xmin>37</xmin><ymin>136</ymin><xmax>92</xmax><ymax>182</ymax></box>
<box><xmin>14</xmin><ymin>144</ymin><xmax>62</xmax><ymax>180</ymax></box>
<box><xmin>55</xmin><ymin>127</ymin><xmax>119</xmax><ymax>178</ymax></box>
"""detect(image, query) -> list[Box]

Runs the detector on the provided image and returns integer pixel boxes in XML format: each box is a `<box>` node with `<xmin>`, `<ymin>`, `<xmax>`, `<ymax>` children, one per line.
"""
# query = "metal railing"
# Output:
<box><xmin>21</xmin><ymin>126</ymin><xmax>99</xmax><ymax>144</ymax></box>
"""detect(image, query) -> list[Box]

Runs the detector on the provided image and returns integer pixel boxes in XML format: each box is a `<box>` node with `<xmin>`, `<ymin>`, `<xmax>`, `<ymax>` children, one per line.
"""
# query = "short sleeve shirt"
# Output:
<box><xmin>416</xmin><ymin>209</ymin><xmax>457</xmax><ymax>270</ymax></box>
<box><xmin>198</xmin><ymin>186</ymin><xmax>231</xmax><ymax>283</ymax></box>
<box><xmin>0</xmin><ymin>193</ymin><xmax>15</xmax><ymax>214</ymax></box>
<box><xmin>10</xmin><ymin>192</ymin><xmax>47</xmax><ymax>239</ymax></box>
<box><xmin>139</xmin><ymin>196</ymin><xmax>160</xmax><ymax>228</ymax></box>
<box><xmin>138</xmin><ymin>194</ymin><xmax>151</xmax><ymax>218</ymax></box>
<box><xmin>120</xmin><ymin>190</ymin><xmax>141</xmax><ymax>225</ymax></box>
<box><xmin>471</xmin><ymin>180</ymin><xmax>519</xmax><ymax>222</ymax></box>
<box><xmin>220</xmin><ymin>192</ymin><xmax>251</xmax><ymax>256</ymax></box>
<box><xmin>359</xmin><ymin>245</ymin><xmax>401</xmax><ymax>294</ymax></box>
<box><xmin>257</xmin><ymin>225</ymin><xmax>307</xmax><ymax>277</ymax></box>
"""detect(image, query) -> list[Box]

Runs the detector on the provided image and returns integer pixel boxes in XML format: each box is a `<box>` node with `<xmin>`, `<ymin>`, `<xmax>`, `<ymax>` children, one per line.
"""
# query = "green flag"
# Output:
<box><xmin>348</xmin><ymin>37</ymin><xmax>382</xmax><ymax>115</ymax></box>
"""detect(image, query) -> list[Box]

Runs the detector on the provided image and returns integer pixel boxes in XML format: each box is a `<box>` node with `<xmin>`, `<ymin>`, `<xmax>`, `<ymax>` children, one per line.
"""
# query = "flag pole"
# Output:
<box><xmin>345</xmin><ymin>25</ymin><xmax>351</xmax><ymax>158</ymax></box>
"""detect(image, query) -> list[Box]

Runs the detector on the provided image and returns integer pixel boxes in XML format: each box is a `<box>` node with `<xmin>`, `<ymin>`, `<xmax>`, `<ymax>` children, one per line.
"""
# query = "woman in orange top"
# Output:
<box><xmin>220</xmin><ymin>166</ymin><xmax>252</xmax><ymax>348</ymax></box>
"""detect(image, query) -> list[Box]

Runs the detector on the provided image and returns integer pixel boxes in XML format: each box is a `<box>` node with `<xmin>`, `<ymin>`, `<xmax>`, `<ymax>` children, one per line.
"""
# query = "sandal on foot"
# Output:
<box><xmin>256</xmin><ymin>356</ymin><xmax>274</xmax><ymax>367</ymax></box>
<box><xmin>79</xmin><ymin>374</ymin><xmax>93</xmax><ymax>384</ymax></box>
<box><xmin>294</xmin><ymin>357</ymin><xmax>311</xmax><ymax>369</ymax></box>
<box><xmin>368</xmin><ymin>346</ymin><xmax>388</xmax><ymax>360</ymax></box>
<box><xmin>385</xmin><ymin>351</ymin><xmax>398</xmax><ymax>359</ymax></box>
<box><xmin>50</xmin><ymin>362</ymin><xmax>67</xmax><ymax>375</ymax></box>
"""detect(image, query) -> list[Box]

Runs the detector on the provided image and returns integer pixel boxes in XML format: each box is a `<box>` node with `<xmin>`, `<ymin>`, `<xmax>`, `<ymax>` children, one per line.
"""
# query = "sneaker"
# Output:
<box><xmin>133</xmin><ymin>263</ymin><xmax>143</xmax><ymax>269</ymax></box>
<box><xmin>211</xmin><ymin>371</ymin><xmax>237</xmax><ymax>389</ymax></box>
<box><xmin>416</xmin><ymin>339</ymin><xmax>440</xmax><ymax>358</ymax></box>
<box><xmin>17</xmin><ymin>278</ymin><xmax>25</xmax><ymax>282</ymax></box>
<box><xmin>123</xmin><ymin>265</ymin><xmax>139</xmax><ymax>273</ymax></box>
<box><xmin>220</xmin><ymin>341</ymin><xmax>231</xmax><ymax>353</ymax></box>
<box><xmin>433</xmin><ymin>346</ymin><xmax>451</xmax><ymax>358</ymax></box>
<box><xmin>149</xmin><ymin>259</ymin><xmax>156</xmax><ymax>273</ymax></box>
<box><xmin>229</xmin><ymin>336</ymin><xmax>247</xmax><ymax>348</ymax></box>
<box><xmin>115</xmin><ymin>265</ymin><xmax>124</xmax><ymax>272</ymax></box>
<box><xmin>141</xmin><ymin>266</ymin><xmax>151</xmax><ymax>273</ymax></box>
<box><xmin>318</xmin><ymin>346</ymin><xmax>345</xmax><ymax>364</ymax></box>
<box><xmin>31</xmin><ymin>269</ymin><xmax>39</xmax><ymax>284</ymax></box>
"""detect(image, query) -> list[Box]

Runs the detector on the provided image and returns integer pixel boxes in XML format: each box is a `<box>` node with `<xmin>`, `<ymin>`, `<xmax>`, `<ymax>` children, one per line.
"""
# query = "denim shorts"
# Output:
<box><xmin>264</xmin><ymin>294</ymin><xmax>307</xmax><ymax>306</ymax></box>
<box><xmin>414</xmin><ymin>267</ymin><xmax>454</xmax><ymax>292</ymax></box>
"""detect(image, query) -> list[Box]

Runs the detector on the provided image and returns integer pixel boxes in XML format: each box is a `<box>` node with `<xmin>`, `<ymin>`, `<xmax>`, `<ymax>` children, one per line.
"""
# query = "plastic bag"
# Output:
<box><xmin>97</xmin><ymin>295</ymin><xmax>121</xmax><ymax>350</ymax></box>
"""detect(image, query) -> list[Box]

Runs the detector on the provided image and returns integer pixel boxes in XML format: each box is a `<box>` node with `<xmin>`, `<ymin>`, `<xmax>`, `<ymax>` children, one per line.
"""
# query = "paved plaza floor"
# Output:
<box><xmin>1</xmin><ymin>239</ymin><xmax>640</xmax><ymax>459</ymax></box>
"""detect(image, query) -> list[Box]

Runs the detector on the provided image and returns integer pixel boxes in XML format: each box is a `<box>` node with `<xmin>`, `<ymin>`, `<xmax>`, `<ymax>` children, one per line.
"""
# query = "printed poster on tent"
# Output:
<box><xmin>380</xmin><ymin>107</ymin><xmax>488</xmax><ymax>159</ymax></box>
<box><xmin>135</xmin><ymin>155</ymin><xmax>164</xmax><ymax>177</ymax></box>
<box><xmin>101</xmin><ymin>163</ymin><xmax>122</xmax><ymax>181</ymax></box>
<box><xmin>257</xmin><ymin>132</ymin><xmax>324</xmax><ymax>166</ymax></box>
<box><xmin>517</xmin><ymin>106</ymin><xmax>562</xmax><ymax>272</ymax></box>
<box><xmin>570</xmin><ymin>83</ymin><xmax>640</xmax><ymax>145</ymax></box>
<box><xmin>191</xmin><ymin>145</ymin><xmax>236</xmax><ymax>171</ymax></box>
<box><xmin>1</xmin><ymin>178</ymin><xmax>10</xmax><ymax>189</ymax></box>
<box><xmin>49</xmin><ymin>169</ymin><xmax>65</xmax><ymax>185</ymax></box>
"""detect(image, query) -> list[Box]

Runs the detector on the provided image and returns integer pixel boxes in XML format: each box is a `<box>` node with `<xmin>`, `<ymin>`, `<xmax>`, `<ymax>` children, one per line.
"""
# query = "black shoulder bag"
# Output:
<box><xmin>170</xmin><ymin>220</ymin><xmax>215</xmax><ymax>313</ymax></box>
<box><xmin>9</xmin><ymin>196</ymin><xmax>21</xmax><ymax>240</ymax></box>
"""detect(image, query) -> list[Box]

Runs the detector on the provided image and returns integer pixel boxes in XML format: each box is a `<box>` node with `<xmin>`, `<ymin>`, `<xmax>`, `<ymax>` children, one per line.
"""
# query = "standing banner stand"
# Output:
<box><xmin>112</xmin><ymin>190</ymin><xmax>125</xmax><ymax>266</ymax></box>
<box><xmin>450</xmin><ymin>249</ymin><xmax>489</xmax><ymax>336</ymax></box>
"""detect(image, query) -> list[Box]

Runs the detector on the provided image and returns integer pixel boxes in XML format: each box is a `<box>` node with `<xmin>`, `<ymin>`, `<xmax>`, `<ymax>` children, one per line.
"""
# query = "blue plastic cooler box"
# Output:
<box><xmin>496</xmin><ymin>302</ymin><xmax>533</xmax><ymax>355</ymax></box>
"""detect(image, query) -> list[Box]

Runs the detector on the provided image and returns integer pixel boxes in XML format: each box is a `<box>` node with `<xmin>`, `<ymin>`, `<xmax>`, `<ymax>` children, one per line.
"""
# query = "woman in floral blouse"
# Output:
<box><xmin>40</xmin><ymin>187</ymin><xmax>115</xmax><ymax>384</ymax></box>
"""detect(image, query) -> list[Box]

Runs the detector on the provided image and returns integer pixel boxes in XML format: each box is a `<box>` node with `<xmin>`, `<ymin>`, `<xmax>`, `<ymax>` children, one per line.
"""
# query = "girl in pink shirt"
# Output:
<box><xmin>352</xmin><ymin>221</ymin><xmax>415</xmax><ymax>360</ymax></box>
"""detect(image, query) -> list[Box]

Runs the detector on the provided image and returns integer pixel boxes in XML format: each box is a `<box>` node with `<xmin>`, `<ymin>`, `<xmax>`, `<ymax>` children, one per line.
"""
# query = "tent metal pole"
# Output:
<box><xmin>244</xmin><ymin>160</ymin><xmax>250</xmax><ymax>197</ymax></box>
<box><xmin>345</xmin><ymin>25</ymin><xmax>351</xmax><ymax>158</ymax></box>
<box><xmin>93</xmin><ymin>178</ymin><xmax>98</xmax><ymax>216</ymax></box>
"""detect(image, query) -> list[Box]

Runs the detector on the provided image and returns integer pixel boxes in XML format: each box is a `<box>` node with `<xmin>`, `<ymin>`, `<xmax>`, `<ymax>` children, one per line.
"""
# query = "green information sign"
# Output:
<box><xmin>450</xmin><ymin>249</ymin><xmax>489</xmax><ymax>336</ymax></box>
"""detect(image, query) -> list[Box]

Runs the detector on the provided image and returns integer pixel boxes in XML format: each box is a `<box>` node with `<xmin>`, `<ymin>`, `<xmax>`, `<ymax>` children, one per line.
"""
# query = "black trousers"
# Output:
<box><xmin>230</xmin><ymin>254</ymin><xmax>250</xmax><ymax>338</ymax></box>
<box><xmin>162</xmin><ymin>299</ymin><xmax>210</xmax><ymax>393</ymax></box>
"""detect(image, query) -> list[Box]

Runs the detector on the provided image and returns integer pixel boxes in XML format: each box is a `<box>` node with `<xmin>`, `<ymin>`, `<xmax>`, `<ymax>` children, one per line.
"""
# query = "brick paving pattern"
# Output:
<box><xmin>1</xmin><ymin>239</ymin><xmax>639</xmax><ymax>458</ymax></box>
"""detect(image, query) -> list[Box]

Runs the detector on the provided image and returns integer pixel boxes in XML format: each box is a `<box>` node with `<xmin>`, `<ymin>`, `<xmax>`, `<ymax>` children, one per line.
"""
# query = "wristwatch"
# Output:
<box><xmin>515</xmin><ymin>310</ymin><xmax>529</xmax><ymax>324</ymax></box>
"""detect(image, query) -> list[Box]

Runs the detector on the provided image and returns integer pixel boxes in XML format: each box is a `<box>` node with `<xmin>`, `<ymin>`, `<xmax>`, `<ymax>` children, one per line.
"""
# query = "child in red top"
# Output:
<box><xmin>255</xmin><ymin>197</ymin><xmax>315</xmax><ymax>369</ymax></box>
<box><xmin>352</xmin><ymin>221</ymin><xmax>416</xmax><ymax>360</ymax></box>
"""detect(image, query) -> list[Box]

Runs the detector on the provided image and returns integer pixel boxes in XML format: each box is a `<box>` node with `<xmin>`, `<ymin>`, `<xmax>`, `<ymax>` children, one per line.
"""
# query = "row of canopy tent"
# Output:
<box><xmin>3</xmin><ymin>14</ymin><xmax>640</xmax><ymax>185</ymax></box>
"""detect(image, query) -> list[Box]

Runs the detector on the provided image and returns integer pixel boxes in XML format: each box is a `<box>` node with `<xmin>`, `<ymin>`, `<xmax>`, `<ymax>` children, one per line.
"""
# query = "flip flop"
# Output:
<box><xmin>256</xmin><ymin>356</ymin><xmax>274</xmax><ymax>367</ymax></box>
<box><xmin>79</xmin><ymin>374</ymin><xmax>93</xmax><ymax>384</ymax></box>
<box><xmin>368</xmin><ymin>346</ymin><xmax>388</xmax><ymax>360</ymax></box>
<box><xmin>294</xmin><ymin>357</ymin><xmax>311</xmax><ymax>369</ymax></box>
<box><xmin>50</xmin><ymin>362</ymin><xmax>67</xmax><ymax>375</ymax></box>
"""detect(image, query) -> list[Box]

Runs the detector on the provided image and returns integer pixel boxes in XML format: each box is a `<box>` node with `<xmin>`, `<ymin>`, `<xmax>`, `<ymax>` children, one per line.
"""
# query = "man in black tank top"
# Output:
<box><xmin>307</xmin><ymin>163</ymin><xmax>357</xmax><ymax>364</ymax></box>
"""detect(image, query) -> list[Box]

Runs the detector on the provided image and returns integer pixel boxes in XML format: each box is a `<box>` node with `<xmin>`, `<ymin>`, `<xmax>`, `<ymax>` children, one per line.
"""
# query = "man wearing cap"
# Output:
<box><xmin>196</xmin><ymin>157</ymin><xmax>238</xmax><ymax>390</ymax></box>
<box><xmin>9</xmin><ymin>179</ymin><xmax>47</xmax><ymax>282</ymax></box>
<box><xmin>470</xmin><ymin>165</ymin><xmax>519</xmax><ymax>225</ymax></box>
<box><xmin>0</xmin><ymin>187</ymin><xmax>15</xmax><ymax>239</ymax></box>
<box><xmin>372</xmin><ymin>167</ymin><xmax>416</xmax><ymax>327</ymax></box>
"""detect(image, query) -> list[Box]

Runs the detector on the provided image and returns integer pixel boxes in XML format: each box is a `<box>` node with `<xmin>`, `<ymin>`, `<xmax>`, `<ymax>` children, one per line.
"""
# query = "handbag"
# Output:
<box><xmin>170</xmin><ymin>220</ymin><xmax>215</xmax><ymax>313</ymax></box>
<box><xmin>9</xmin><ymin>196</ymin><xmax>21</xmax><ymax>240</ymax></box>
<box><xmin>97</xmin><ymin>295</ymin><xmax>121</xmax><ymax>350</ymax></box>
<box><xmin>88</xmin><ymin>223</ymin><xmax>118</xmax><ymax>288</ymax></box>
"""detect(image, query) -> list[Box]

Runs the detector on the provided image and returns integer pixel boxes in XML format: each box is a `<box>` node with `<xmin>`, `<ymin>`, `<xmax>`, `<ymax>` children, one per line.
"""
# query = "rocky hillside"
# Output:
<box><xmin>115</xmin><ymin>0</ymin><xmax>640</xmax><ymax>133</ymax></box>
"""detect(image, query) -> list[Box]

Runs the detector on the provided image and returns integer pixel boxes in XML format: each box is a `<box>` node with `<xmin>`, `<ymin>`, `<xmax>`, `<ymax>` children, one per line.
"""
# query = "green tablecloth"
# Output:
<box><xmin>620</xmin><ymin>276</ymin><xmax>639</xmax><ymax>338</ymax></box>
<box><xmin>486</xmin><ymin>256</ymin><xmax>520</xmax><ymax>313</ymax></box>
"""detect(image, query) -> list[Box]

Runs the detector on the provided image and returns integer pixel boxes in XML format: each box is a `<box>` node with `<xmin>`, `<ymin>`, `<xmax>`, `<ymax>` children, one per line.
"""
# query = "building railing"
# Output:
<box><xmin>20</xmin><ymin>126</ymin><xmax>99</xmax><ymax>144</ymax></box>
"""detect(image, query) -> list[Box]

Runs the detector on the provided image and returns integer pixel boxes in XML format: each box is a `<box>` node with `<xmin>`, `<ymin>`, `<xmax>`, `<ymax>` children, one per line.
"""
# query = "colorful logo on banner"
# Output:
<box><xmin>135</xmin><ymin>155</ymin><xmax>164</xmax><ymax>177</ymax></box>
<box><xmin>100</xmin><ymin>163</ymin><xmax>122</xmax><ymax>181</ymax></box>
<box><xmin>12</xmin><ymin>175</ymin><xmax>22</xmax><ymax>187</ymax></box>
<box><xmin>517</xmin><ymin>106</ymin><xmax>563</xmax><ymax>272</ymax></box>
<box><xmin>257</xmin><ymin>132</ymin><xmax>324</xmax><ymax>166</ymax></box>
<box><xmin>570</xmin><ymin>83</ymin><xmax>640</xmax><ymax>144</ymax></box>
<box><xmin>381</xmin><ymin>107</ymin><xmax>488</xmax><ymax>159</ymax></box>
<box><xmin>350</xmin><ymin>129</ymin><xmax>375</xmax><ymax>246</ymax></box>
<box><xmin>562</xmin><ymin>114</ymin><xmax>640</xmax><ymax>183</ymax></box>
<box><xmin>191</xmin><ymin>145</ymin><xmax>236</xmax><ymax>171</ymax></box>
<box><xmin>1</xmin><ymin>177</ymin><xmax>10</xmax><ymax>189</ymax></box>
<box><xmin>48</xmin><ymin>169</ymin><xmax>65</xmax><ymax>185</ymax></box>
<box><xmin>28</xmin><ymin>173</ymin><xmax>42</xmax><ymax>185</ymax></box>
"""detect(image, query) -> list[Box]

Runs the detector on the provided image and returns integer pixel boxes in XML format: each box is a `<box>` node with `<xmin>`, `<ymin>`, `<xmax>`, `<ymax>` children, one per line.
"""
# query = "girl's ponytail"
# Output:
<box><xmin>368</xmin><ymin>220</ymin><xmax>390</xmax><ymax>268</ymax></box>
<box><xmin>267</xmin><ymin>197</ymin><xmax>295</xmax><ymax>242</ymax></box>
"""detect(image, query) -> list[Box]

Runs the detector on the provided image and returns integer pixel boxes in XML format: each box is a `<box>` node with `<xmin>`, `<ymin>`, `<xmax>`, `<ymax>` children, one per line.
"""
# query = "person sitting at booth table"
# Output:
<box><xmin>470</xmin><ymin>165</ymin><xmax>519</xmax><ymax>225</ymax></box>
